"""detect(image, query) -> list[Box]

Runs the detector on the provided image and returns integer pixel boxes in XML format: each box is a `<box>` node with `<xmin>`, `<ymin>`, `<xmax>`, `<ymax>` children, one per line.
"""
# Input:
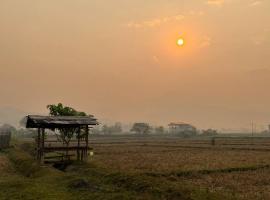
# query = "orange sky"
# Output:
<box><xmin>0</xmin><ymin>0</ymin><xmax>270</xmax><ymax>131</ymax></box>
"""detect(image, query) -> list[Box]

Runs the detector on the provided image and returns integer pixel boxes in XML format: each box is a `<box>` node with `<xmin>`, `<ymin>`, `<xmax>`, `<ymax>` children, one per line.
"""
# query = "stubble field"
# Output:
<box><xmin>2</xmin><ymin>135</ymin><xmax>270</xmax><ymax>199</ymax></box>
<box><xmin>90</xmin><ymin>136</ymin><xmax>270</xmax><ymax>199</ymax></box>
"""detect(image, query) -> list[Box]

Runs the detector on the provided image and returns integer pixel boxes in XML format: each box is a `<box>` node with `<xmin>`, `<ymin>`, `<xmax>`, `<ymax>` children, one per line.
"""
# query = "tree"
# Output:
<box><xmin>19</xmin><ymin>117</ymin><xmax>28</xmax><ymax>127</ymax></box>
<box><xmin>201</xmin><ymin>129</ymin><xmax>218</xmax><ymax>136</ymax></box>
<box><xmin>0</xmin><ymin>124</ymin><xmax>16</xmax><ymax>132</ymax></box>
<box><xmin>155</xmin><ymin>126</ymin><xmax>165</xmax><ymax>135</ymax></box>
<box><xmin>46</xmin><ymin>103</ymin><xmax>87</xmax><ymax>154</ymax></box>
<box><xmin>47</xmin><ymin>103</ymin><xmax>86</xmax><ymax>116</ymax></box>
<box><xmin>91</xmin><ymin>127</ymin><xmax>101</xmax><ymax>135</ymax></box>
<box><xmin>101</xmin><ymin>123</ymin><xmax>123</xmax><ymax>135</ymax></box>
<box><xmin>114</xmin><ymin>122</ymin><xmax>122</xmax><ymax>133</ymax></box>
<box><xmin>130</xmin><ymin>123</ymin><xmax>151</xmax><ymax>135</ymax></box>
<box><xmin>102</xmin><ymin>125</ymin><xmax>112</xmax><ymax>135</ymax></box>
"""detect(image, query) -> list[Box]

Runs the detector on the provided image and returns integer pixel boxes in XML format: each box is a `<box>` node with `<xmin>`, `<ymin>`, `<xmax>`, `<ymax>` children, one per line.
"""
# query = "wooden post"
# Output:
<box><xmin>37</xmin><ymin>128</ymin><xmax>41</xmax><ymax>162</ymax></box>
<box><xmin>41</xmin><ymin>128</ymin><xmax>45</xmax><ymax>164</ymax></box>
<box><xmin>85</xmin><ymin>125</ymin><xmax>89</xmax><ymax>161</ymax></box>
<box><xmin>80</xmin><ymin>132</ymin><xmax>84</xmax><ymax>161</ymax></box>
<box><xmin>77</xmin><ymin>127</ymin><xmax>81</xmax><ymax>161</ymax></box>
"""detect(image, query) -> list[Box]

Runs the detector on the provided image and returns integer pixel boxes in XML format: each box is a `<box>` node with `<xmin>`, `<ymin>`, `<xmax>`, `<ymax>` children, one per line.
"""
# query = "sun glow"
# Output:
<box><xmin>177</xmin><ymin>38</ymin><xmax>185</xmax><ymax>46</ymax></box>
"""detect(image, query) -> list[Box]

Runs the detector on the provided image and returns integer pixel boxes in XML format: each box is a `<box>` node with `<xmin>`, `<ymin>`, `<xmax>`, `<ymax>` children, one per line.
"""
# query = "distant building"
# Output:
<box><xmin>269</xmin><ymin>125</ymin><xmax>270</xmax><ymax>133</ymax></box>
<box><xmin>168</xmin><ymin>122</ymin><xmax>197</xmax><ymax>136</ymax></box>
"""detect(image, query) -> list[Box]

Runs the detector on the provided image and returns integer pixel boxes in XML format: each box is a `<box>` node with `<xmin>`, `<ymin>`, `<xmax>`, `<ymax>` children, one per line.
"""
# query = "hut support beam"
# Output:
<box><xmin>41</xmin><ymin>128</ymin><xmax>45</xmax><ymax>164</ymax></box>
<box><xmin>85</xmin><ymin>125</ymin><xmax>89</xmax><ymax>161</ymax></box>
<box><xmin>77</xmin><ymin>128</ymin><xmax>81</xmax><ymax>161</ymax></box>
<box><xmin>37</xmin><ymin>128</ymin><xmax>41</xmax><ymax>162</ymax></box>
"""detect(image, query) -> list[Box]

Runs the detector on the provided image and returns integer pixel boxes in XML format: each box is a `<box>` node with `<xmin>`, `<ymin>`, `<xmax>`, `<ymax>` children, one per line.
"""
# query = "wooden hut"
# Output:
<box><xmin>25</xmin><ymin>115</ymin><xmax>98</xmax><ymax>163</ymax></box>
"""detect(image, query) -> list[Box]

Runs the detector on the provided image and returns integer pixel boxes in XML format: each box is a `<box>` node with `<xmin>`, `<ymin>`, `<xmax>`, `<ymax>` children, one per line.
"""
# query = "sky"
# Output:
<box><xmin>0</xmin><ymin>0</ymin><xmax>270</xmax><ymax>131</ymax></box>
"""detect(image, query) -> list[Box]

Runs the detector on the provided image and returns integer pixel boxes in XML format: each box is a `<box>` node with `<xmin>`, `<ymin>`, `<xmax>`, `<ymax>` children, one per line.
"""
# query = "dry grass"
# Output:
<box><xmin>3</xmin><ymin>136</ymin><xmax>270</xmax><ymax>199</ymax></box>
<box><xmin>0</xmin><ymin>152</ymin><xmax>15</xmax><ymax>176</ymax></box>
<box><xmin>92</xmin><ymin>144</ymin><xmax>270</xmax><ymax>173</ymax></box>
<box><xmin>89</xmin><ymin>136</ymin><xmax>270</xmax><ymax>199</ymax></box>
<box><xmin>176</xmin><ymin>168</ymin><xmax>270</xmax><ymax>199</ymax></box>
<box><xmin>0</xmin><ymin>146</ymin><xmax>227</xmax><ymax>200</ymax></box>
<box><xmin>0</xmin><ymin>154</ymin><xmax>9</xmax><ymax>172</ymax></box>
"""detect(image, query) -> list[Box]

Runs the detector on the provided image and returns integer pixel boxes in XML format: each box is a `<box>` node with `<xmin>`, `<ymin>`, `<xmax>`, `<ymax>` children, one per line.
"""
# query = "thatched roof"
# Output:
<box><xmin>25</xmin><ymin>115</ymin><xmax>98</xmax><ymax>128</ymax></box>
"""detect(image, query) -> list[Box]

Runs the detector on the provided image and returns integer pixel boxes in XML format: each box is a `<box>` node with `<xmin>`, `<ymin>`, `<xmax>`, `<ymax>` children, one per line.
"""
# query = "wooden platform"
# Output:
<box><xmin>43</xmin><ymin>146</ymin><xmax>93</xmax><ymax>152</ymax></box>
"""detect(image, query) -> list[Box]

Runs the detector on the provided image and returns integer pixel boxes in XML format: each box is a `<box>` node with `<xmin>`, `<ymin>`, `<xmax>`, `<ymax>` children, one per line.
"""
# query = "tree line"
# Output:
<box><xmin>0</xmin><ymin>103</ymin><xmax>220</xmax><ymax>138</ymax></box>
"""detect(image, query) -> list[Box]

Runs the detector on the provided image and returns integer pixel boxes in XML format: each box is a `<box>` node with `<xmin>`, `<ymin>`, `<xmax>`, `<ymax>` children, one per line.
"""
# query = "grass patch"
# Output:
<box><xmin>0</xmin><ymin>145</ymin><xmax>237</xmax><ymax>200</ymax></box>
<box><xmin>144</xmin><ymin>165</ymin><xmax>270</xmax><ymax>178</ymax></box>
<box><xmin>65</xmin><ymin>162</ymin><xmax>235</xmax><ymax>200</ymax></box>
<box><xmin>7</xmin><ymin>149</ymin><xmax>41</xmax><ymax>177</ymax></box>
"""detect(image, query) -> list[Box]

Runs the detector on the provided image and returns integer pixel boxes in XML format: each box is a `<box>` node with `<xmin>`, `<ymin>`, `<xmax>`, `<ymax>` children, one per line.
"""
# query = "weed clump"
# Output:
<box><xmin>68</xmin><ymin>178</ymin><xmax>90</xmax><ymax>189</ymax></box>
<box><xmin>8</xmin><ymin>149</ymin><xmax>40</xmax><ymax>177</ymax></box>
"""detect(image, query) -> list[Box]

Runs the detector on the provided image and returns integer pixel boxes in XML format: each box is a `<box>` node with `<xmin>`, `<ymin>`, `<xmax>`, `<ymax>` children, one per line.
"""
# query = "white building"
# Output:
<box><xmin>168</xmin><ymin>122</ymin><xmax>197</xmax><ymax>135</ymax></box>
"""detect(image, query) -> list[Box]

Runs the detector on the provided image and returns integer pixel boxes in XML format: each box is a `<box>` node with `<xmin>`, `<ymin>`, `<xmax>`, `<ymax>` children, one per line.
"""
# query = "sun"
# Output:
<box><xmin>177</xmin><ymin>38</ymin><xmax>185</xmax><ymax>47</ymax></box>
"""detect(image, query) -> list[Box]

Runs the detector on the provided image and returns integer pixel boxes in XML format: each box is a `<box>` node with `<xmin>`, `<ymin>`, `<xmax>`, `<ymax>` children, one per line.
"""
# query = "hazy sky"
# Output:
<box><xmin>0</xmin><ymin>0</ymin><xmax>270</xmax><ymax>130</ymax></box>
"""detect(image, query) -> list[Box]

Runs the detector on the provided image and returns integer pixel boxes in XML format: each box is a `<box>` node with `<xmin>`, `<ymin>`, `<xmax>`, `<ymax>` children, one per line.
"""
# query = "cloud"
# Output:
<box><xmin>126</xmin><ymin>11</ymin><xmax>205</xmax><ymax>29</ymax></box>
<box><xmin>199</xmin><ymin>36</ymin><xmax>212</xmax><ymax>48</ymax></box>
<box><xmin>249</xmin><ymin>1</ymin><xmax>262</xmax><ymax>7</ymax></box>
<box><xmin>127</xmin><ymin>14</ymin><xmax>185</xmax><ymax>29</ymax></box>
<box><xmin>207</xmin><ymin>0</ymin><xmax>262</xmax><ymax>7</ymax></box>
<box><xmin>206</xmin><ymin>0</ymin><xmax>225</xmax><ymax>6</ymax></box>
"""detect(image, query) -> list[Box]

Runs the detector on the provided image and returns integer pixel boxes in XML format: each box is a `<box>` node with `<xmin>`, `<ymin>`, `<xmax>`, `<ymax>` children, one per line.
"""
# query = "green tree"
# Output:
<box><xmin>47</xmin><ymin>103</ymin><xmax>86</xmax><ymax>116</ymax></box>
<box><xmin>130</xmin><ymin>123</ymin><xmax>151</xmax><ymax>135</ymax></box>
<box><xmin>46</xmin><ymin>103</ymin><xmax>87</xmax><ymax>154</ymax></box>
